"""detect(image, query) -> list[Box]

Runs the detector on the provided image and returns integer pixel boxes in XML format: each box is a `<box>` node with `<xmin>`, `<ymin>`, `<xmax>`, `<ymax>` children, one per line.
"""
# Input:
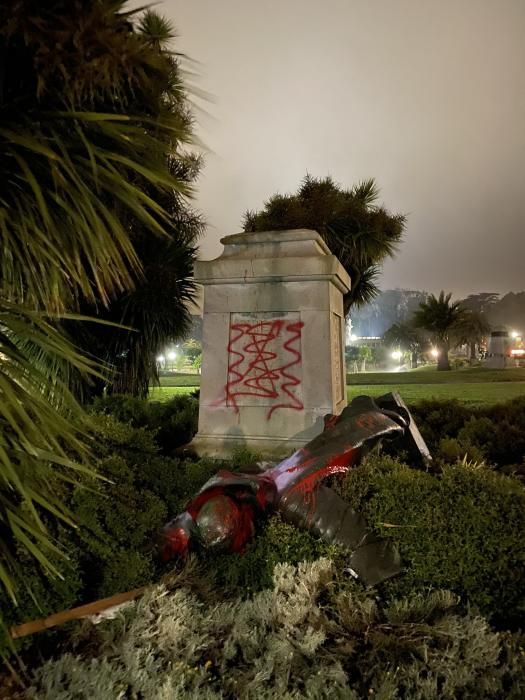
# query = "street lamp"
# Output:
<box><xmin>431</xmin><ymin>348</ymin><xmax>439</xmax><ymax>359</ymax></box>
<box><xmin>391</xmin><ymin>350</ymin><xmax>402</xmax><ymax>361</ymax></box>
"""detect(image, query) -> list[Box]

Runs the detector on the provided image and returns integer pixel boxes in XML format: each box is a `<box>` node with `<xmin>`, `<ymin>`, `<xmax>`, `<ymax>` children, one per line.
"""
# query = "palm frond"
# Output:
<box><xmin>413</xmin><ymin>291</ymin><xmax>466</xmax><ymax>342</ymax></box>
<box><xmin>351</xmin><ymin>178</ymin><xmax>379</xmax><ymax>207</ymax></box>
<box><xmin>0</xmin><ymin>111</ymin><xmax>194</xmax><ymax>310</ymax></box>
<box><xmin>345</xmin><ymin>265</ymin><xmax>381</xmax><ymax>313</ymax></box>
<box><xmin>0</xmin><ymin>302</ymin><xmax>101</xmax><ymax>602</ymax></box>
<box><xmin>69</xmin><ymin>201</ymin><xmax>203</xmax><ymax>398</ymax></box>
<box><xmin>138</xmin><ymin>10</ymin><xmax>177</xmax><ymax>44</ymax></box>
<box><xmin>0</xmin><ymin>0</ymin><xmax>202</xmax><ymax>610</ymax></box>
<box><xmin>244</xmin><ymin>174</ymin><xmax>406</xmax><ymax>316</ymax></box>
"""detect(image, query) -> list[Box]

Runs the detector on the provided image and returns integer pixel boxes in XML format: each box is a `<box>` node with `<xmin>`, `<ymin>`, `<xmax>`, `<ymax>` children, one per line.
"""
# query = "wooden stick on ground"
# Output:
<box><xmin>10</xmin><ymin>586</ymin><xmax>147</xmax><ymax>640</ymax></box>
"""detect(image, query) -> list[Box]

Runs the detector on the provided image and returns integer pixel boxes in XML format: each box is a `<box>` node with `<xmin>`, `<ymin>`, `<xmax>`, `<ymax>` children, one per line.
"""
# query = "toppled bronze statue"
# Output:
<box><xmin>160</xmin><ymin>393</ymin><xmax>431</xmax><ymax>586</ymax></box>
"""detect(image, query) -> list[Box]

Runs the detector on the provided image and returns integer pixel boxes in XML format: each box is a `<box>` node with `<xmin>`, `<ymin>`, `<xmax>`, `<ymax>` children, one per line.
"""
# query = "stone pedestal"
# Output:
<box><xmin>485</xmin><ymin>329</ymin><xmax>510</xmax><ymax>369</ymax></box>
<box><xmin>192</xmin><ymin>229</ymin><xmax>350</xmax><ymax>457</ymax></box>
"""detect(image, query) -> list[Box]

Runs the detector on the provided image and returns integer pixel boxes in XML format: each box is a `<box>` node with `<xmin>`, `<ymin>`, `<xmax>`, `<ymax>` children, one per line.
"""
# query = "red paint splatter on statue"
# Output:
<box><xmin>356</xmin><ymin>413</ymin><xmax>385</xmax><ymax>431</ymax></box>
<box><xmin>283</xmin><ymin>455</ymin><xmax>318</xmax><ymax>475</ymax></box>
<box><xmin>323</xmin><ymin>414</ymin><xmax>339</xmax><ymax>431</ymax></box>
<box><xmin>230</xmin><ymin>502</ymin><xmax>257</xmax><ymax>552</ymax></box>
<box><xmin>187</xmin><ymin>487</ymin><xmax>228</xmax><ymax>519</ymax></box>
<box><xmin>161</xmin><ymin>527</ymin><xmax>190</xmax><ymax>561</ymax></box>
<box><xmin>280</xmin><ymin>447</ymin><xmax>359</xmax><ymax>520</ymax></box>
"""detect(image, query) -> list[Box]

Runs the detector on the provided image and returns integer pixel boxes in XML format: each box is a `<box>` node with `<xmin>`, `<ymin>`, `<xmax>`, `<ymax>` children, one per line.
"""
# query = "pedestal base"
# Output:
<box><xmin>191</xmin><ymin>431</ymin><xmax>314</xmax><ymax>459</ymax></box>
<box><xmin>194</xmin><ymin>230</ymin><xmax>350</xmax><ymax>456</ymax></box>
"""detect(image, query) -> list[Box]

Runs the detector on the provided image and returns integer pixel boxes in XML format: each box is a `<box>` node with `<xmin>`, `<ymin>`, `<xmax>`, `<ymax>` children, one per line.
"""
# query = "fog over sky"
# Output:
<box><xmin>161</xmin><ymin>0</ymin><xmax>525</xmax><ymax>298</ymax></box>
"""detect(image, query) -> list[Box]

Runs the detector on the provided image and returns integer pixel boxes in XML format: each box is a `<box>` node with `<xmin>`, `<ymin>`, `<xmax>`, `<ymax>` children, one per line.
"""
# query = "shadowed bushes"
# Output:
<box><xmin>4</xmin><ymin>394</ymin><xmax>525</xmax><ymax>682</ymax></box>
<box><xmin>411</xmin><ymin>396</ymin><xmax>525</xmax><ymax>477</ymax></box>
<box><xmin>337</xmin><ymin>453</ymin><xmax>525</xmax><ymax>625</ymax></box>
<box><xmin>90</xmin><ymin>394</ymin><xmax>199</xmax><ymax>454</ymax></box>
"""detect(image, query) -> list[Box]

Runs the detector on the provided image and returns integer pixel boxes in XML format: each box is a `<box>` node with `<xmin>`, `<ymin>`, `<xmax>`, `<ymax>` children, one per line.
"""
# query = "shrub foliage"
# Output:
<box><xmin>30</xmin><ymin>559</ymin><xmax>525</xmax><ymax>699</ymax></box>
<box><xmin>4</xmin><ymin>394</ymin><xmax>525</xmax><ymax>689</ymax></box>
<box><xmin>1</xmin><ymin>397</ymin><xmax>211</xmax><ymax>643</ymax></box>
<box><xmin>338</xmin><ymin>453</ymin><xmax>525</xmax><ymax>624</ymax></box>
<box><xmin>411</xmin><ymin>396</ymin><xmax>525</xmax><ymax>477</ymax></box>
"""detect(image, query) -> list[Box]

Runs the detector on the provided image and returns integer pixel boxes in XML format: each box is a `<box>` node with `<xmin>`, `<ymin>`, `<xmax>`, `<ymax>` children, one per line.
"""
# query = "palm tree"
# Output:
<box><xmin>413</xmin><ymin>292</ymin><xmax>465</xmax><ymax>370</ymax></box>
<box><xmin>71</xmin><ymin>212</ymin><xmax>202</xmax><ymax>398</ymax></box>
<box><xmin>66</xmin><ymin>13</ymin><xmax>204</xmax><ymax>398</ymax></box>
<box><xmin>383</xmin><ymin>322</ymin><xmax>424</xmax><ymax>369</ymax></box>
<box><xmin>452</xmin><ymin>310</ymin><xmax>491</xmax><ymax>364</ymax></box>
<box><xmin>243</xmin><ymin>175</ymin><xmax>406</xmax><ymax>315</ymax></box>
<box><xmin>69</xmin><ymin>156</ymin><xmax>204</xmax><ymax>401</ymax></box>
<box><xmin>0</xmin><ymin>1</ymin><xmax>197</xmax><ymax>603</ymax></box>
<box><xmin>357</xmin><ymin>345</ymin><xmax>373</xmax><ymax>372</ymax></box>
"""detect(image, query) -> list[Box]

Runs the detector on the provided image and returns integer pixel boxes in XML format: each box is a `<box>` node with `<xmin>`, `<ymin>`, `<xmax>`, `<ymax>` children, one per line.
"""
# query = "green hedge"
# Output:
<box><xmin>4</xmin><ymin>394</ymin><xmax>525</xmax><ymax>667</ymax></box>
<box><xmin>337</xmin><ymin>453</ymin><xmax>525</xmax><ymax>625</ymax></box>
<box><xmin>1</xmin><ymin>396</ymin><xmax>264</xmax><ymax>652</ymax></box>
<box><xmin>410</xmin><ymin>396</ymin><xmax>525</xmax><ymax>476</ymax></box>
<box><xmin>1</xmin><ymin>403</ymin><xmax>216</xmax><ymax>651</ymax></box>
<box><xmin>208</xmin><ymin>515</ymin><xmax>347</xmax><ymax>596</ymax></box>
<box><xmin>90</xmin><ymin>393</ymin><xmax>199</xmax><ymax>455</ymax></box>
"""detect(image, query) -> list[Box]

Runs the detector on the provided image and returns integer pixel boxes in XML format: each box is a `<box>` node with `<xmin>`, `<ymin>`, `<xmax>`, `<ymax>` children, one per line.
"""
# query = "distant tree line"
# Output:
<box><xmin>351</xmin><ymin>290</ymin><xmax>525</xmax><ymax>338</ymax></box>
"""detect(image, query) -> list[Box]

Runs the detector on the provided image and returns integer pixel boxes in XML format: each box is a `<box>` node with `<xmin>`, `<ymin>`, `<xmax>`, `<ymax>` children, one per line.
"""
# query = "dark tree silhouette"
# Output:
<box><xmin>0</xmin><ymin>0</ymin><xmax>199</xmax><ymax>603</ymax></box>
<box><xmin>413</xmin><ymin>292</ymin><xmax>465</xmax><ymax>370</ymax></box>
<box><xmin>243</xmin><ymin>175</ymin><xmax>406</xmax><ymax>316</ymax></box>
<box><xmin>383</xmin><ymin>322</ymin><xmax>425</xmax><ymax>369</ymax></box>
<box><xmin>453</xmin><ymin>310</ymin><xmax>491</xmax><ymax>364</ymax></box>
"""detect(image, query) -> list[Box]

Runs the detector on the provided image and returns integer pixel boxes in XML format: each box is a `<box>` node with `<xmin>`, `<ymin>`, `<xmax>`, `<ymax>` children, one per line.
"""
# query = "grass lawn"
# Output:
<box><xmin>347</xmin><ymin>366</ymin><xmax>525</xmax><ymax>384</ymax></box>
<box><xmin>149</xmin><ymin>385</ymin><xmax>198</xmax><ymax>400</ymax></box>
<box><xmin>346</xmin><ymin>366</ymin><xmax>525</xmax><ymax>405</ymax></box>
<box><xmin>156</xmin><ymin>373</ymin><xmax>200</xmax><ymax>387</ymax></box>
<box><xmin>150</xmin><ymin>366</ymin><xmax>525</xmax><ymax>406</ymax></box>
<box><xmin>347</xmin><ymin>382</ymin><xmax>525</xmax><ymax>406</ymax></box>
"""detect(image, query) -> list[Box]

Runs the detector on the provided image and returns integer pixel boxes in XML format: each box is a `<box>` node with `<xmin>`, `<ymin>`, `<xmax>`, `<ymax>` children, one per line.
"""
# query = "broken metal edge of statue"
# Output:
<box><xmin>160</xmin><ymin>392</ymin><xmax>432</xmax><ymax>588</ymax></box>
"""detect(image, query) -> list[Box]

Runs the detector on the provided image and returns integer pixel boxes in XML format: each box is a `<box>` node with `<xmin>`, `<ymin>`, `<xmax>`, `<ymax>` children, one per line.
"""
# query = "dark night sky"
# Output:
<box><xmin>159</xmin><ymin>0</ymin><xmax>525</xmax><ymax>297</ymax></box>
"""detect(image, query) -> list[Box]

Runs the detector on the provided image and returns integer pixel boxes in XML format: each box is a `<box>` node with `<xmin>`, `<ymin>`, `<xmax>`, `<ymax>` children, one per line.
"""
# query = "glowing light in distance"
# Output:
<box><xmin>431</xmin><ymin>348</ymin><xmax>439</xmax><ymax>358</ymax></box>
<box><xmin>391</xmin><ymin>350</ymin><xmax>402</xmax><ymax>361</ymax></box>
<box><xmin>167</xmin><ymin>350</ymin><xmax>177</xmax><ymax>360</ymax></box>
<box><xmin>511</xmin><ymin>348</ymin><xmax>525</xmax><ymax>356</ymax></box>
<box><xmin>156</xmin><ymin>355</ymin><xmax>165</xmax><ymax>363</ymax></box>
<box><xmin>511</xmin><ymin>331</ymin><xmax>520</xmax><ymax>338</ymax></box>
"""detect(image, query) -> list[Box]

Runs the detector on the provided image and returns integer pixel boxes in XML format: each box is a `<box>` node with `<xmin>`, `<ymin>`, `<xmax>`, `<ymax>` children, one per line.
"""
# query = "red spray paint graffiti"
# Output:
<box><xmin>225</xmin><ymin>319</ymin><xmax>304</xmax><ymax>419</ymax></box>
